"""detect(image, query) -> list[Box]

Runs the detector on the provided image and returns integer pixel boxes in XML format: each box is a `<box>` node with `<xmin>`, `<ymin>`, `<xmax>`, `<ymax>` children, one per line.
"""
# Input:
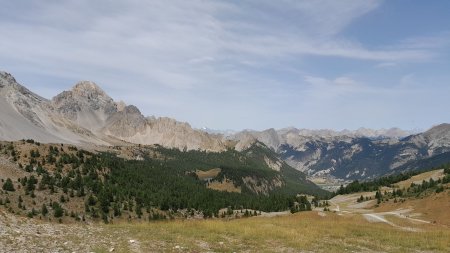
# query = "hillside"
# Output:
<box><xmin>0</xmin><ymin>175</ymin><xmax>448</xmax><ymax>252</ymax></box>
<box><xmin>0</xmin><ymin>140</ymin><xmax>327</xmax><ymax>224</ymax></box>
<box><xmin>330</xmin><ymin>166</ymin><xmax>450</xmax><ymax>228</ymax></box>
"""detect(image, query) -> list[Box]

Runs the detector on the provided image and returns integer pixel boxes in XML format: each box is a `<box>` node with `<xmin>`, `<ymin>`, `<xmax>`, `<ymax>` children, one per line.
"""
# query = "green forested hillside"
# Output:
<box><xmin>336</xmin><ymin>162</ymin><xmax>450</xmax><ymax>195</ymax></box>
<box><xmin>156</xmin><ymin>142</ymin><xmax>325</xmax><ymax>196</ymax></box>
<box><xmin>0</xmin><ymin>140</ymin><xmax>327</xmax><ymax>223</ymax></box>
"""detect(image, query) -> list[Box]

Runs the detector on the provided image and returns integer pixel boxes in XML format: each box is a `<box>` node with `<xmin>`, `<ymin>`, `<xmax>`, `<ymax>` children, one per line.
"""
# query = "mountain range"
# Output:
<box><xmin>2</xmin><ymin>71</ymin><xmax>450</xmax><ymax>182</ymax></box>
<box><xmin>229</xmin><ymin>126</ymin><xmax>450</xmax><ymax>181</ymax></box>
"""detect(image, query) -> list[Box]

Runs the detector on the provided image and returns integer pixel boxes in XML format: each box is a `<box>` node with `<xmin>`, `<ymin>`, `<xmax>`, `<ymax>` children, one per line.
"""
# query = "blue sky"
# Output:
<box><xmin>0</xmin><ymin>0</ymin><xmax>449</xmax><ymax>131</ymax></box>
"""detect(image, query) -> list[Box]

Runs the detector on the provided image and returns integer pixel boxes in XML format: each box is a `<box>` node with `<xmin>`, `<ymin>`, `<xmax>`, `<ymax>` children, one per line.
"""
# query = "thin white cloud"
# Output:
<box><xmin>399</xmin><ymin>31</ymin><xmax>450</xmax><ymax>49</ymax></box>
<box><xmin>375</xmin><ymin>62</ymin><xmax>398</xmax><ymax>68</ymax></box>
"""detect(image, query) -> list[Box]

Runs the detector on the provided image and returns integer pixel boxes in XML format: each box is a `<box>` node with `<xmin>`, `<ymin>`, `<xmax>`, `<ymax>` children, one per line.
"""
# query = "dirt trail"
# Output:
<box><xmin>328</xmin><ymin>193</ymin><xmax>432</xmax><ymax>232</ymax></box>
<box><xmin>362</xmin><ymin>209</ymin><xmax>427</xmax><ymax>232</ymax></box>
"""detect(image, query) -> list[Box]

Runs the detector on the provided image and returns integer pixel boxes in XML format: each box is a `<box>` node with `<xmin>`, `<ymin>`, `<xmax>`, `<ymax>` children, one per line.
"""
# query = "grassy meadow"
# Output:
<box><xmin>91</xmin><ymin>211</ymin><xmax>450</xmax><ymax>253</ymax></box>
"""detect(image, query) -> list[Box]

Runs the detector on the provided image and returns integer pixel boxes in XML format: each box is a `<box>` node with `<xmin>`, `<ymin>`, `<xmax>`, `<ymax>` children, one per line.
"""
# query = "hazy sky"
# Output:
<box><xmin>1</xmin><ymin>1</ymin><xmax>449</xmax><ymax>131</ymax></box>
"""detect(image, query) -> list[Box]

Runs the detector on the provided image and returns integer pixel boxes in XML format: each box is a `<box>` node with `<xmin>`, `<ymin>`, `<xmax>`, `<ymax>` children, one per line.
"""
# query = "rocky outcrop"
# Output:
<box><xmin>242</xmin><ymin>175</ymin><xmax>284</xmax><ymax>195</ymax></box>
<box><xmin>104</xmin><ymin>105</ymin><xmax>147</xmax><ymax>138</ymax></box>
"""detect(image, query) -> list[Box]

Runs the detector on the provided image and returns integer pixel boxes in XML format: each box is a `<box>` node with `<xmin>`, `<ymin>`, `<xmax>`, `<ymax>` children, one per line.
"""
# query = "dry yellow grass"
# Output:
<box><xmin>394</xmin><ymin>169</ymin><xmax>445</xmax><ymax>189</ymax></box>
<box><xmin>195</xmin><ymin>168</ymin><xmax>242</xmax><ymax>193</ymax></box>
<box><xmin>195</xmin><ymin>168</ymin><xmax>221</xmax><ymax>180</ymax></box>
<box><xmin>207</xmin><ymin>179</ymin><xmax>241</xmax><ymax>193</ymax></box>
<box><xmin>375</xmin><ymin>190</ymin><xmax>450</xmax><ymax>227</ymax></box>
<box><xmin>92</xmin><ymin>211</ymin><xmax>450</xmax><ymax>253</ymax></box>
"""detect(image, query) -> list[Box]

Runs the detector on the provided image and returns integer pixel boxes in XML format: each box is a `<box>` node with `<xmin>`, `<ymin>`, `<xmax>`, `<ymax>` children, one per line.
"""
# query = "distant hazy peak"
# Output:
<box><xmin>424</xmin><ymin>123</ymin><xmax>450</xmax><ymax>138</ymax></box>
<box><xmin>276</xmin><ymin>127</ymin><xmax>416</xmax><ymax>139</ymax></box>
<box><xmin>427</xmin><ymin>123</ymin><xmax>450</xmax><ymax>131</ymax></box>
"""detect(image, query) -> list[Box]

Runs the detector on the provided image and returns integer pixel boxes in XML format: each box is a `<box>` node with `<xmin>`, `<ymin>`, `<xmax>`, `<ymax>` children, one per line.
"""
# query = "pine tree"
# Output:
<box><xmin>2</xmin><ymin>178</ymin><xmax>15</xmax><ymax>191</ymax></box>
<box><xmin>53</xmin><ymin>202</ymin><xmax>64</xmax><ymax>218</ymax></box>
<box><xmin>375</xmin><ymin>190</ymin><xmax>382</xmax><ymax>204</ymax></box>
<box><xmin>41</xmin><ymin>204</ymin><xmax>48</xmax><ymax>216</ymax></box>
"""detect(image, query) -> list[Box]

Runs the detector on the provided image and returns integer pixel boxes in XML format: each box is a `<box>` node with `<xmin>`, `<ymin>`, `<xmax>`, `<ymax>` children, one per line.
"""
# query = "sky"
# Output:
<box><xmin>0</xmin><ymin>0</ymin><xmax>449</xmax><ymax>131</ymax></box>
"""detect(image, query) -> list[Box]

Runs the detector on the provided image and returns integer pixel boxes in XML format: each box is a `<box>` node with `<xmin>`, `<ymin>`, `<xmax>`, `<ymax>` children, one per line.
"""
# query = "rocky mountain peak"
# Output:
<box><xmin>0</xmin><ymin>71</ymin><xmax>36</xmax><ymax>97</ymax></box>
<box><xmin>424</xmin><ymin>123</ymin><xmax>450</xmax><ymax>141</ymax></box>
<box><xmin>52</xmin><ymin>80</ymin><xmax>116</xmax><ymax>110</ymax></box>
<box><xmin>51</xmin><ymin>81</ymin><xmax>118</xmax><ymax>131</ymax></box>
<box><xmin>0</xmin><ymin>72</ymin><xmax>48</xmax><ymax>117</ymax></box>
<box><xmin>71</xmin><ymin>81</ymin><xmax>108</xmax><ymax>98</ymax></box>
<box><xmin>124</xmin><ymin>105</ymin><xmax>141</xmax><ymax>115</ymax></box>
<box><xmin>425</xmin><ymin>123</ymin><xmax>450</xmax><ymax>134</ymax></box>
<box><xmin>0</xmin><ymin>71</ymin><xmax>16</xmax><ymax>86</ymax></box>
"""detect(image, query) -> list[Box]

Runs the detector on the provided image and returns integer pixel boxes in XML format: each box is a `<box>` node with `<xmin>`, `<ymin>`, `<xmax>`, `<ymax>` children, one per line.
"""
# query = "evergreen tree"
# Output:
<box><xmin>41</xmin><ymin>204</ymin><xmax>48</xmax><ymax>216</ymax></box>
<box><xmin>53</xmin><ymin>202</ymin><xmax>64</xmax><ymax>218</ymax></box>
<box><xmin>2</xmin><ymin>178</ymin><xmax>15</xmax><ymax>191</ymax></box>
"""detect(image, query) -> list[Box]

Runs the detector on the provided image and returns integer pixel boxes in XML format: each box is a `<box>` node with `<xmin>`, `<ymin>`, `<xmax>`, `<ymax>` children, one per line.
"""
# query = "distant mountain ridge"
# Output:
<box><xmin>1</xmin><ymin>71</ymin><xmax>450</xmax><ymax>182</ymax></box>
<box><xmin>230</xmin><ymin>125</ymin><xmax>450</xmax><ymax>180</ymax></box>
<box><xmin>277</xmin><ymin>127</ymin><xmax>417</xmax><ymax>139</ymax></box>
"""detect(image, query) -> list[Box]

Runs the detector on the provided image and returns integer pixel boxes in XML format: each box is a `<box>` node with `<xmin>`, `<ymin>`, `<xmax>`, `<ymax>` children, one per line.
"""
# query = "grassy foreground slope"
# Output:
<box><xmin>105</xmin><ymin>212</ymin><xmax>449</xmax><ymax>253</ymax></box>
<box><xmin>1</xmin><ymin>208</ymin><xmax>448</xmax><ymax>253</ymax></box>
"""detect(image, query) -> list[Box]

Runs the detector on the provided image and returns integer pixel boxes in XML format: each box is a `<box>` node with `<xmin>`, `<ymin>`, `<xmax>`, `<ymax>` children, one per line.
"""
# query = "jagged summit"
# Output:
<box><xmin>0</xmin><ymin>71</ymin><xmax>40</xmax><ymax>98</ymax></box>
<box><xmin>71</xmin><ymin>81</ymin><xmax>108</xmax><ymax>97</ymax></box>
<box><xmin>0</xmin><ymin>71</ymin><xmax>15</xmax><ymax>85</ymax></box>
<box><xmin>51</xmin><ymin>80</ymin><xmax>118</xmax><ymax>132</ymax></box>
<box><xmin>123</xmin><ymin>105</ymin><xmax>141</xmax><ymax>114</ymax></box>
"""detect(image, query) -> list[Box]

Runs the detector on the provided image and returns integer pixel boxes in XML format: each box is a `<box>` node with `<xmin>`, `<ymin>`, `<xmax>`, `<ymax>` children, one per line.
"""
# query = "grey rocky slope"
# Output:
<box><xmin>0</xmin><ymin>71</ymin><xmax>227</xmax><ymax>151</ymax></box>
<box><xmin>230</xmin><ymin>125</ymin><xmax>450</xmax><ymax>180</ymax></box>
<box><xmin>0</xmin><ymin>72</ymin><xmax>106</xmax><ymax>145</ymax></box>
